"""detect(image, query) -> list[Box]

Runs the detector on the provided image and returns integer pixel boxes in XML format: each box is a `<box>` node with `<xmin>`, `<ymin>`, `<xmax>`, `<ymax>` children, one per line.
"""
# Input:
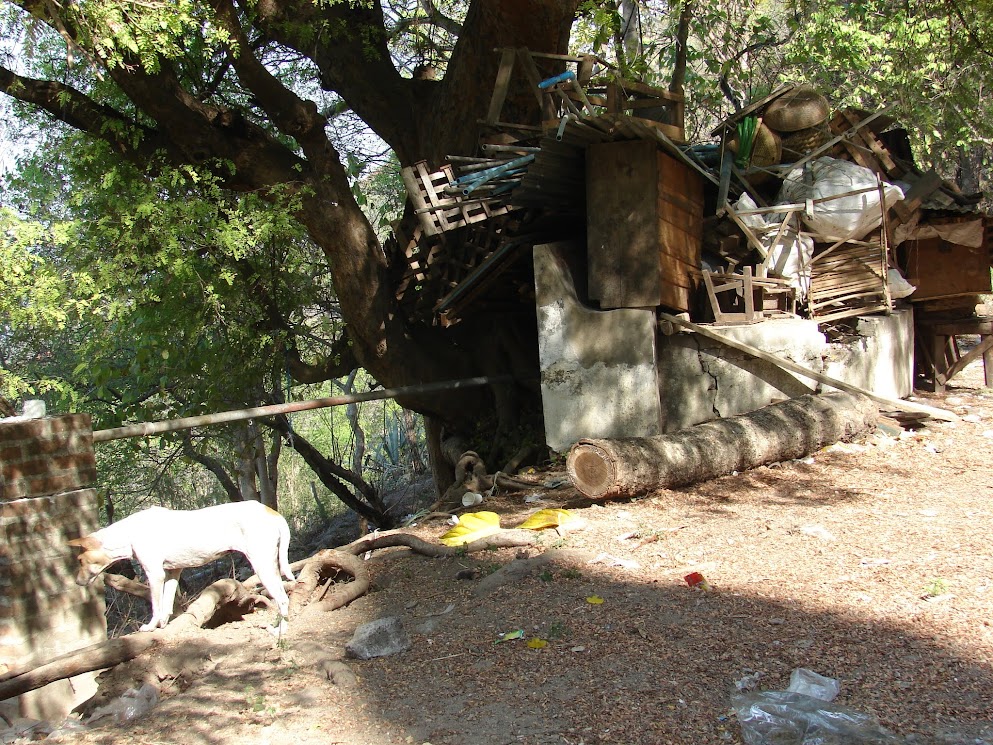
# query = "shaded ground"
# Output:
<box><xmin>17</xmin><ymin>362</ymin><xmax>993</xmax><ymax>744</ymax></box>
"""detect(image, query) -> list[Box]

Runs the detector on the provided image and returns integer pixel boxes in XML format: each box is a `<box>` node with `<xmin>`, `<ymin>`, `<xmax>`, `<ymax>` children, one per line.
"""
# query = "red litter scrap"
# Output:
<box><xmin>684</xmin><ymin>571</ymin><xmax>712</xmax><ymax>591</ymax></box>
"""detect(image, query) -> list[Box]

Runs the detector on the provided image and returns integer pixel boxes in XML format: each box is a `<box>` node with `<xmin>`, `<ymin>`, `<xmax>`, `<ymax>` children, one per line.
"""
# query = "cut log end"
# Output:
<box><xmin>567</xmin><ymin>442</ymin><xmax>615</xmax><ymax>498</ymax></box>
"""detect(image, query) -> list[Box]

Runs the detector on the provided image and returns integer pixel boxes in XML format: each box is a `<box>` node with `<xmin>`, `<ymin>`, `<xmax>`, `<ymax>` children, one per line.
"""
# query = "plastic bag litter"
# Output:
<box><xmin>887</xmin><ymin>268</ymin><xmax>916</xmax><ymax>299</ymax></box>
<box><xmin>733</xmin><ymin>668</ymin><xmax>904</xmax><ymax>745</ymax></box>
<box><xmin>786</xmin><ymin>668</ymin><xmax>840</xmax><ymax>702</ymax></box>
<box><xmin>85</xmin><ymin>683</ymin><xmax>159</xmax><ymax>725</ymax></box>
<box><xmin>733</xmin><ymin>194</ymin><xmax>814</xmax><ymax>300</ymax></box>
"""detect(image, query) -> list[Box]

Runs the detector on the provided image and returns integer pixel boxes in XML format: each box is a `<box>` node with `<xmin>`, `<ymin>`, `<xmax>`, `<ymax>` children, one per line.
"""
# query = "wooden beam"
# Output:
<box><xmin>658</xmin><ymin>313</ymin><xmax>959</xmax><ymax>421</ymax></box>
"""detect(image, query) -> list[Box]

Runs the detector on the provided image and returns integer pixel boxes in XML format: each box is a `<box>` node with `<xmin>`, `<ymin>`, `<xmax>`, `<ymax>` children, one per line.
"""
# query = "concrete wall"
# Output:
<box><xmin>534</xmin><ymin>243</ymin><xmax>663</xmax><ymax>452</ymax></box>
<box><xmin>657</xmin><ymin>308</ymin><xmax>914</xmax><ymax>432</ymax></box>
<box><xmin>0</xmin><ymin>414</ymin><xmax>106</xmax><ymax>720</ymax></box>
<box><xmin>533</xmin><ymin>233</ymin><xmax>914</xmax><ymax>447</ymax></box>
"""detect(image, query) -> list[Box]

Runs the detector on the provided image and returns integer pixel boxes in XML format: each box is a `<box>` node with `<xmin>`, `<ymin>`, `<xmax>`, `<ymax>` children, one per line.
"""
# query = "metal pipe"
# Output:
<box><xmin>452</xmin><ymin>155</ymin><xmax>534</xmax><ymax>187</ymax></box>
<box><xmin>92</xmin><ymin>376</ymin><xmax>515</xmax><ymax>443</ymax></box>
<box><xmin>480</xmin><ymin>144</ymin><xmax>541</xmax><ymax>154</ymax></box>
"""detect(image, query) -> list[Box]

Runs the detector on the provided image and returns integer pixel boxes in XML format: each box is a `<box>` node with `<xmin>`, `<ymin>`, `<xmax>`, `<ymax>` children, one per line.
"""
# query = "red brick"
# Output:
<box><xmin>0</xmin><ymin>444</ymin><xmax>25</xmax><ymax>463</ymax></box>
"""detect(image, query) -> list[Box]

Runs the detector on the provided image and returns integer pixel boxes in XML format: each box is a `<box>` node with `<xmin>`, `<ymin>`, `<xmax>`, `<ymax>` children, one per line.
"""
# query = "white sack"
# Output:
<box><xmin>779</xmin><ymin>157</ymin><xmax>904</xmax><ymax>240</ymax></box>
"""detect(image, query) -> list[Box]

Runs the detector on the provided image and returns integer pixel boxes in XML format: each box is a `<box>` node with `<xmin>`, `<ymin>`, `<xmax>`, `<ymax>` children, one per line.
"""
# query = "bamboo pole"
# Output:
<box><xmin>92</xmin><ymin>376</ymin><xmax>515</xmax><ymax>443</ymax></box>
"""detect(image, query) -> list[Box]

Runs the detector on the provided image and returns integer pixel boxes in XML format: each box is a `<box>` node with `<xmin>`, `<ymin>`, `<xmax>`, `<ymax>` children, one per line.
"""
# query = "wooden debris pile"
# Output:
<box><xmin>391</xmin><ymin>48</ymin><xmax>692</xmax><ymax>327</ymax></box>
<box><xmin>389</xmin><ymin>58</ymin><xmax>990</xmax><ymax>369</ymax></box>
<box><xmin>703</xmin><ymin>84</ymin><xmax>990</xmax><ymax>328</ymax></box>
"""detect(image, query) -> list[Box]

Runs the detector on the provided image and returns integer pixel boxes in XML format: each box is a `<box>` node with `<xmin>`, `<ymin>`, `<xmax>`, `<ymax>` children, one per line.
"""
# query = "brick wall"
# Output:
<box><xmin>0</xmin><ymin>414</ymin><xmax>107</xmax><ymax>720</ymax></box>
<box><xmin>0</xmin><ymin>414</ymin><xmax>97</xmax><ymax>501</ymax></box>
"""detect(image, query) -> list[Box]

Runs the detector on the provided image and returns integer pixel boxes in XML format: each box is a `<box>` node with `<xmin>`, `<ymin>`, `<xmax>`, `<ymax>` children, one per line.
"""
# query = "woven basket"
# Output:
<box><xmin>781</xmin><ymin>122</ymin><xmax>832</xmax><ymax>161</ymax></box>
<box><xmin>727</xmin><ymin>122</ymin><xmax>782</xmax><ymax>167</ymax></box>
<box><xmin>764</xmin><ymin>85</ymin><xmax>830</xmax><ymax>133</ymax></box>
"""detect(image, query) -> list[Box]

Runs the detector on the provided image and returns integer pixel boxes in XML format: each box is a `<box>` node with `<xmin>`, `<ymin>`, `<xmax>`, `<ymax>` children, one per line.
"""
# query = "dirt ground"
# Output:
<box><xmin>12</xmin><ymin>359</ymin><xmax>993</xmax><ymax>744</ymax></box>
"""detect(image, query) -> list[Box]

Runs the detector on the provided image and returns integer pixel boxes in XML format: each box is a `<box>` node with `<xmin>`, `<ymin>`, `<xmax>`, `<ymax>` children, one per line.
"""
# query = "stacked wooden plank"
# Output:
<box><xmin>808</xmin><ymin>232</ymin><xmax>891</xmax><ymax>322</ymax></box>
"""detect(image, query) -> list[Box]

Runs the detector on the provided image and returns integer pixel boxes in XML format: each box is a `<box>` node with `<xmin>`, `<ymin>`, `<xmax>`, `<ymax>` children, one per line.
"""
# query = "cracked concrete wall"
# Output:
<box><xmin>534</xmin><ymin>243</ymin><xmax>662</xmax><ymax>452</ymax></box>
<box><xmin>657</xmin><ymin>309</ymin><xmax>913</xmax><ymax>432</ymax></box>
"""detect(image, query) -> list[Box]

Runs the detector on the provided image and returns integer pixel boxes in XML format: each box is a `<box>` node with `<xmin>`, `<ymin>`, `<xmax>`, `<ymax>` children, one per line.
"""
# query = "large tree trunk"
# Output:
<box><xmin>567</xmin><ymin>392</ymin><xmax>879</xmax><ymax>499</ymax></box>
<box><xmin>0</xmin><ymin>0</ymin><xmax>579</xmax><ymax>471</ymax></box>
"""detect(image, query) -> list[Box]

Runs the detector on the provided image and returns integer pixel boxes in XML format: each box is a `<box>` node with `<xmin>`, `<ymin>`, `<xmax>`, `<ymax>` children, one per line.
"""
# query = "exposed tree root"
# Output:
<box><xmin>0</xmin><ymin>635</ymin><xmax>159</xmax><ymax>701</ymax></box>
<box><xmin>4</xmin><ymin>525</ymin><xmax>540</xmax><ymax>699</ymax></box>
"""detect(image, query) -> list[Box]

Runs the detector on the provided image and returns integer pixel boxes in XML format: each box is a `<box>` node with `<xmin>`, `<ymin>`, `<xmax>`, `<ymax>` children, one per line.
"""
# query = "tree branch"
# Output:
<box><xmin>0</xmin><ymin>66</ymin><xmax>159</xmax><ymax>160</ymax></box>
<box><xmin>267</xmin><ymin>413</ymin><xmax>392</xmax><ymax>528</ymax></box>
<box><xmin>181</xmin><ymin>432</ymin><xmax>243</xmax><ymax>502</ymax></box>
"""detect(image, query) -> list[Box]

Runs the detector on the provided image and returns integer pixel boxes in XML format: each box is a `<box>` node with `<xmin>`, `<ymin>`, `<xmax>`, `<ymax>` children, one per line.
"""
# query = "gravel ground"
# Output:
<box><xmin>17</xmin><ymin>360</ymin><xmax>993</xmax><ymax>745</ymax></box>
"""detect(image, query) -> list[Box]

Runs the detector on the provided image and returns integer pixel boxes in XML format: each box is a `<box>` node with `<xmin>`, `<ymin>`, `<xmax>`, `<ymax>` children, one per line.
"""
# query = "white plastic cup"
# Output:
<box><xmin>22</xmin><ymin>400</ymin><xmax>46</xmax><ymax>419</ymax></box>
<box><xmin>461</xmin><ymin>492</ymin><xmax>483</xmax><ymax>507</ymax></box>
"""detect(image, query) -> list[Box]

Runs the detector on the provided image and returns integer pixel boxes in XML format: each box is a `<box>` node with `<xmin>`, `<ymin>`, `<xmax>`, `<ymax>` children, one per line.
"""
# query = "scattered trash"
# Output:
<box><xmin>786</xmin><ymin>668</ymin><xmax>840</xmax><ymax>701</ymax></box>
<box><xmin>86</xmin><ymin>683</ymin><xmax>160</xmax><ymax>724</ymax></box>
<box><xmin>585</xmin><ymin>595</ymin><xmax>605</xmax><ymax>605</ymax></box>
<box><xmin>461</xmin><ymin>492</ymin><xmax>483</xmax><ymax>507</ymax></box>
<box><xmin>800</xmin><ymin>524</ymin><xmax>837</xmax><ymax>542</ymax></box>
<box><xmin>416</xmin><ymin>603</ymin><xmax>456</xmax><ymax>618</ymax></box>
<box><xmin>684</xmin><ymin>572</ymin><xmax>712</xmax><ymax>591</ymax></box>
<box><xmin>524</xmin><ymin>493</ymin><xmax>545</xmax><ymax>503</ymax></box>
<box><xmin>440</xmin><ymin>508</ymin><xmax>583</xmax><ymax>546</ymax></box>
<box><xmin>588</xmin><ymin>552</ymin><xmax>640</xmax><ymax>570</ymax></box>
<box><xmin>517</xmin><ymin>508</ymin><xmax>581</xmax><ymax>531</ymax></box>
<box><xmin>494</xmin><ymin>629</ymin><xmax>524</xmax><ymax>644</ymax></box>
<box><xmin>439</xmin><ymin>511</ymin><xmax>503</xmax><ymax>546</ymax></box>
<box><xmin>733</xmin><ymin>668</ymin><xmax>904</xmax><ymax>744</ymax></box>
<box><xmin>860</xmin><ymin>557</ymin><xmax>891</xmax><ymax>566</ymax></box>
<box><xmin>735</xmin><ymin>671</ymin><xmax>764</xmax><ymax>692</ymax></box>
<box><xmin>526</xmin><ymin>638</ymin><xmax>548</xmax><ymax>649</ymax></box>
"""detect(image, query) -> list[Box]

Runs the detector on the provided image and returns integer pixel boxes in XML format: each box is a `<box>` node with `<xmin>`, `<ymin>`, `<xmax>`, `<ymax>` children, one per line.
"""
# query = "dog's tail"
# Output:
<box><xmin>278</xmin><ymin>515</ymin><xmax>295</xmax><ymax>581</ymax></box>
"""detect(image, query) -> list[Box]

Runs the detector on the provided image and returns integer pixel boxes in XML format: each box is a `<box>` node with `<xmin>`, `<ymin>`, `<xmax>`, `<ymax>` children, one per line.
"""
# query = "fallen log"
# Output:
<box><xmin>567</xmin><ymin>391</ymin><xmax>878</xmax><ymax>499</ymax></box>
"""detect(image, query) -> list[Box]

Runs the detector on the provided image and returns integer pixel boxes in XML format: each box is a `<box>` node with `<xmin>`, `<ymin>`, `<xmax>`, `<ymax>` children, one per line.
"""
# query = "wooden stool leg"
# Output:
<box><xmin>742</xmin><ymin>266</ymin><xmax>755</xmax><ymax>322</ymax></box>
<box><xmin>984</xmin><ymin>336</ymin><xmax>993</xmax><ymax>388</ymax></box>
<box><xmin>933</xmin><ymin>333</ymin><xmax>948</xmax><ymax>392</ymax></box>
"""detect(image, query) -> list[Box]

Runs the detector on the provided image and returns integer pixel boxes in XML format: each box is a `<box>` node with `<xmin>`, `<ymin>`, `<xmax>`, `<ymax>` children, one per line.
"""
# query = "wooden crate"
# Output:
<box><xmin>903</xmin><ymin>236</ymin><xmax>992</xmax><ymax>302</ymax></box>
<box><xmin>808</xmin><ymin>235</ymin><xmax>890</xmax><ymax>322</ymax></box>
<box><xmin>586</xmin><ymin>140</ymin><xmax>703</xmax><ymax>311</ymax></box>
<box><xmin>401</xmin><ymin>161</ymin><xmax>518</xmax><ymax>236</ymax></box>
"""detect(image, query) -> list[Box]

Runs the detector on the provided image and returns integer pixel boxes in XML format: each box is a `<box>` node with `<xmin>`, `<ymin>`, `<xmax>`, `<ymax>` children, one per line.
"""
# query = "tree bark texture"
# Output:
<box><xmin>567</xmin><ymin>392</ymin><xmax>879</xmax><ymax>499</ymax></box>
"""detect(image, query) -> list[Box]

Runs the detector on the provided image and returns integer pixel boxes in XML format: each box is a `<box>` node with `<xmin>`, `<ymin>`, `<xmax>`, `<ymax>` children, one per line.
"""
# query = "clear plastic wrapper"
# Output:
<box><xmin>732</xmin><ymin>690</ymin><xmax>905</xmax><ymax>745</ymax></box>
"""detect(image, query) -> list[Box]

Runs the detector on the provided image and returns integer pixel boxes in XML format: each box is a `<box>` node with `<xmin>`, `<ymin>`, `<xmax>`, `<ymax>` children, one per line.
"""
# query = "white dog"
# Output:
<box><xmin>69</xmin><ymin>501</ymin><xmax>295</xmax><ymax>633</ymax></box>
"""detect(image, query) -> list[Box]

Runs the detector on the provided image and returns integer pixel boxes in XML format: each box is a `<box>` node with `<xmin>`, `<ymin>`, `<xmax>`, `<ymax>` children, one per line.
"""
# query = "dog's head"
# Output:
<box><xmin>68</xmin><ymin>535</ymin><xmax>116</xmax><ymax>586</ymax></box>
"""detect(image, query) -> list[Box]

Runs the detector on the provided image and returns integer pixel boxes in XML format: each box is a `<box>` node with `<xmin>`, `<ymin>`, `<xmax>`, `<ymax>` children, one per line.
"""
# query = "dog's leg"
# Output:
<box><xmin>248</xmin><ymin>553</ymin><xmax>290</xmax><ymax>636</ymax></box>
<box><xmin>159</xmin><ymin>568</ymin><xmax>183</xmax><ymax>626</ymax></box>
<box><xmin>141</xmin><ymin>567</ymin><xmax>168</xmax><ymax>632</ymax></box>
